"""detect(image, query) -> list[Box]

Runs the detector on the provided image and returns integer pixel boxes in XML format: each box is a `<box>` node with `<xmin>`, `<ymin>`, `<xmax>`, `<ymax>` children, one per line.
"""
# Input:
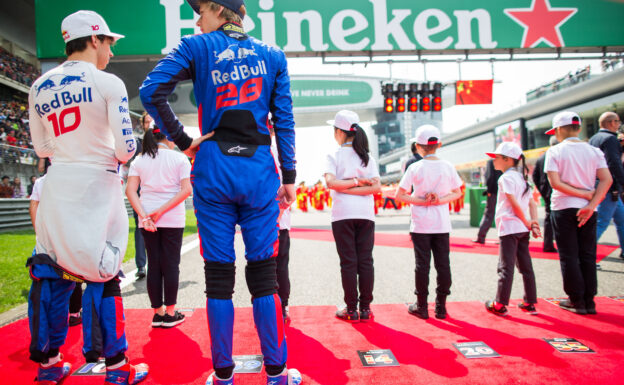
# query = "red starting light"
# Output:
<box><xmin>396</xmin><ymin>96</ymin><xmax>406</xmax><ymax>112</ymax></box>
<box><xmin>421</xmin><ymin>96</ymin><xmax>431</xmax><ymax>111</ymax></box>
<box><xmin>385</xmin><ymin>104</ymin><xmax>394</xmax><ymax>113</ymax></box>
<box><xmin>433</xmin><ymin>96</ymin><xmax>442</xmax><ymax>111</ymax></box>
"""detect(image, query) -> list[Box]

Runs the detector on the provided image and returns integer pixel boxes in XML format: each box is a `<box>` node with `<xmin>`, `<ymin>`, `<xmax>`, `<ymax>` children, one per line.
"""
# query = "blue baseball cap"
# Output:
<box><xmin>186</xmin><ymin>0</ymin><xmax>245</xmax><ymax>18</ymax></box>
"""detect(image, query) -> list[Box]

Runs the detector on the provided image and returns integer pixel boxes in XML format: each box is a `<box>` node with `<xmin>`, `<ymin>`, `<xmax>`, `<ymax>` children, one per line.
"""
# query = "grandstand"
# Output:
<box><xmin>0</xmin><ymin>22</ymin><xmax>41</xmax><ymax>191</ymax></box>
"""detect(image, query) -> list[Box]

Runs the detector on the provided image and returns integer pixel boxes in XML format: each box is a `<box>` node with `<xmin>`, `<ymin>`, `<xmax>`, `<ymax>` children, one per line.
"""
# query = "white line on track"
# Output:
<box><xmin>120</xmin><ymin>238</ymin><xmax>200</xmax><ymax>289</ymax></box>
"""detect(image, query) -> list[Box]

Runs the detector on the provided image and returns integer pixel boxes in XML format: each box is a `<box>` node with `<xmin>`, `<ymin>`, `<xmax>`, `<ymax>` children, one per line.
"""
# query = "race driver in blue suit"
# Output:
<box><xmin>139</xmin><ymin>1</ymin><xmax>301</xmax><ymax>384</ymax></box>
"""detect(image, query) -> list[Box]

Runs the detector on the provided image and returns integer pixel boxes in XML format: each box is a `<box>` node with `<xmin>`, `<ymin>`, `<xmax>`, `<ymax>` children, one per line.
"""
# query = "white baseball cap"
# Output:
<box><xmin>486</xmin><ymin>141</ymin><xmax>523</xmax><ymax>160</ymax></box>
<box><xmin>411</xmin><ymin>124</ymin><xmax>441</xmax><ymax>145</ymax></box>
<box><xmin>546</xmin><ymin>111</ymin><xmax>581</xmax><ymax>135</ymax></box>
<box><xmin>61</xmin><ymin>10</ymin><xmax>124</xmax><ymax>44</ymax></box>
<box><xmin>327</xmin><ymin>110</ymin><xmax>360</xmax><ymax>132</ymax></box>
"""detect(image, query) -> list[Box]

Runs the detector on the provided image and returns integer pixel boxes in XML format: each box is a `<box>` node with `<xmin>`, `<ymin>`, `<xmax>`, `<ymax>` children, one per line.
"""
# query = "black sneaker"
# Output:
<box><xmin>359</xmin><ymin>308</ymin><xmax>374</xmax><ymax>322</ymax></box>
<box><xmin>485</xmin><ymin>300</ymin><xmax>508</xmax><ymax>316</ymax></box>
<box><xmin>152</xmin><ymin>313</ymin><xmax>164</xmax><ymax>328</ymax></box>
<box><xmin>69</xmin><ymin>311</ymin><xmax>82</xmax><ymax>326</ymax></box>
<box><xmin>434</xmin><ymin>304</ymin><xmax>447</xmax><ymax>319</ymax></box>
<box><xmin>471</xmin><ymin>239</ymin><xmax>485</xmax><ymax>244</ymax></box>
<box><xmin>335</xmin><ymin>307</ymin><xmax>359</xmax><ymax>323</ymax></box>
<box><xmin>408</xmin><ymin>303</ymin><xmax>429</xmax><ymax>319</ymax></box>
<box><xmin>585</xmin><ymin>299</ymin><xmax>597</xmax><ymax>315</ymax></box>
<box><xmin>517</xmin><ymin>302</ymin><xmax>538</xmax><ymax>315</ymax></box>
<box><xmin>136</xmin><ymin>267</ymin><xmax>146</xmax><ymax>280</ymax></box>
<box><xmin>162</xmin><ymin>311</ymin><xmax>185</xmax><ymax>328</ymax></box>
<box><xmin>558</xmin><ymin>299</ymin><xmax>587</xmax><ymax>315</ymax></box>
<box><xmin>282</xmin><ymin>305</ymin><xmax>291</xmax><ymax>324</ymax></box>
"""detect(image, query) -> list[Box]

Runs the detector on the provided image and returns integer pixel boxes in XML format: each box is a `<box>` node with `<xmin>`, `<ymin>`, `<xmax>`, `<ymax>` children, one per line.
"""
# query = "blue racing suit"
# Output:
<box><xmin>27</xmin><ymin>255</ymin><xmax>128</xmax><ymax>365</ymax></box>
<box><xmin>140</xmin><ymin>22</ymin><xmax>295</xmax><ymax>374</ymax></box>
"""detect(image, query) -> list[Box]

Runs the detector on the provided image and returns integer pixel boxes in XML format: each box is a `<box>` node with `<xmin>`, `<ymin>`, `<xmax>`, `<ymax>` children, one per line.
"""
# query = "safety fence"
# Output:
<box><xmin>0</xmin><ymin>197</ymin><xmax>195</xmax><ymax>232</ymax></box>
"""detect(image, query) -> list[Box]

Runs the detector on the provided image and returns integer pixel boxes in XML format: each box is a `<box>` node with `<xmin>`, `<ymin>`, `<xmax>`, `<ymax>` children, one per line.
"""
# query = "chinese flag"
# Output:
<box><xmin>456</xmin><ymin>80</ymin><xmax>493</xmax><ymax>105</ymax></box>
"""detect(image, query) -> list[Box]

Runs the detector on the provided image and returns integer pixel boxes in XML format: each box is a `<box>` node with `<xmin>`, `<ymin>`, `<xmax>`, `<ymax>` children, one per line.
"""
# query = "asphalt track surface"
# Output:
<box><xmin>120</xmin><ymin>205</ymin><xmax>624</xmax><ymax>310</ymax></box>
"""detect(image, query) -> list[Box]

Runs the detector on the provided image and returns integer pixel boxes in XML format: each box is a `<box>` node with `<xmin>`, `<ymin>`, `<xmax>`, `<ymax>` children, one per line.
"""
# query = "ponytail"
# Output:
<box><xmin>142</xmin><ymin>127</ymin><xmax>167</xmax><ymax>159</ymax></box>
<box><xmin>345</xmin><ymin>124</ymin><xmax>370</xmax><ymax>167</ymax></box>
<box><xmin>514</xmin><ymin>154</ymin><xmax>530</xmax><ymax>195</ymax></box>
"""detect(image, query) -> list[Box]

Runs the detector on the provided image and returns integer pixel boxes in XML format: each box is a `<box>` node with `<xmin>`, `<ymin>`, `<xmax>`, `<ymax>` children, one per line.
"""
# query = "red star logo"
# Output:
<box><xmin>504</xmin><ymin>0</ymin><xmax>577</xmax><ymax>48</ymax></box>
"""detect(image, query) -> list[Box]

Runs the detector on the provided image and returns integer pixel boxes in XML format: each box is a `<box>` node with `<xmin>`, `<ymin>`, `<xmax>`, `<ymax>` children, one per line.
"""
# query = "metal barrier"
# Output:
<box><xmin>0</xmin><ymin>198</ymin><xmax>31</xmax><ymax>231</ymax></box>
<box><xmin>0</xmin><ymin>197</ymin><xmax>195</xmax><ymax>232</ymax></box>
<box><xmin>0</xmin><ymin>145</ymin><xmax>39</xmax><ymax>192</ymax></box>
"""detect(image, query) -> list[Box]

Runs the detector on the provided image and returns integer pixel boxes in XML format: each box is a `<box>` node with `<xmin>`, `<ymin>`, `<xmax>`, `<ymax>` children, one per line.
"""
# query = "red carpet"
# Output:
<box><xmin>1</xmin><ymin>298</ymin><xmax>623</xmax><ymax>384</ymax></box>
<box><xmin>289</xmin><ymin>228</ymin><xmax>617</xmax><ymax>262</ymax></box>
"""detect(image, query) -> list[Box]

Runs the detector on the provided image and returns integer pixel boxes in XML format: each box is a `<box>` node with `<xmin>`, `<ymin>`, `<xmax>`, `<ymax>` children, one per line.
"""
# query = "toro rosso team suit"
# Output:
<box><xmin>28</xmin><ymin>60</ymin><xmax>136</xmax><ymax>366</ymax></box>
<box><xmin>140</xmin><ymin>22</ymin><xmax>295</xmax><ymax>374</ymax></box>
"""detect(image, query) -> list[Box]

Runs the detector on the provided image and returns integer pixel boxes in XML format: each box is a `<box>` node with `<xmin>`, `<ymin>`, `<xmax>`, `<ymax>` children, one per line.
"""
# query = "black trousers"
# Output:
<box><xmin>477</xmin><ymin>193</ymin><xmax>497</xmax><ymax>242</ymax></box>
<box><xmin>410</xmin><ymin>233</ymin><xmax>452</xmax><ymax>301</ymax></box>
<box><xmin>543</xmin><ymin>197</ymin><xmax>555</xmax><ymax>250</ymax></box>
<box><xmin>383</xmin><ymin>197</ymin><xmax>398</xmax><ymax>210</ymax></box>
<box><xmin>495</xmin><ymin>232</ymin><xmax>537</xmax><ymax>305</ymax></box>
<box><xmin>132</xmin><ymin>209</ymin><xmax>147</xmax><ymax>269</ymax></box>
<box><xmin>69</xmin><ymin>283</ymin><xmax>82</xmax><ymax>313</ymax></box>
<box><xmin>276</xmin><ymin>229</ymin><xmax>291</xmax><ymax>307</ymax></box>
<box><xmin>141</xmin><ymin>227</ymin><xmax>184</xmax><ymax>308</ymax></box>
<box><xmin>331</xmin><ymin>219</ymin><xmax>375</xmax><ymax>311</ymax></box>
<box><xmin>551</xmin><ymin>208</ymin><xmax>597</xmax><ymax>307</ymax></box>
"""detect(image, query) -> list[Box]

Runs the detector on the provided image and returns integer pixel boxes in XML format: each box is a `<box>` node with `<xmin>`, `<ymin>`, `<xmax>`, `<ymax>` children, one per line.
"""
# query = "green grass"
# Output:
<box><xmin>0</xmin><ymin>229</ymin><xmax>38</xmax><ymax>313</ymax></box>
<box><xmin>0</xmin><ymin>209</ymin><xmax>198</xmax><ymax>314</ymax></box>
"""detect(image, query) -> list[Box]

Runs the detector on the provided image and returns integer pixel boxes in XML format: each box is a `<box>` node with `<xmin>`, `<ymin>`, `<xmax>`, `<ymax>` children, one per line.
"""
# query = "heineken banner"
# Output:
<box><xmin>36</xmin><ymin>0</ymin><xmax>624</xmax><ymax>59</ymax></box>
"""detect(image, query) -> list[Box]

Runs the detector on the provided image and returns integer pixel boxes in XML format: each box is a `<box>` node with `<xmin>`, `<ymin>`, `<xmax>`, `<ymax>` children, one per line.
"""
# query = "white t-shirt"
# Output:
<box><xmin>29</xmin><ymin>60</ymin><xmax>136</xmax><ymax>170</ymax></box>
<box><xmin>29</xmin><ymin>175</ymin><xmax>46</xmax><ymax>202</ymax></box>
<box><xmin>324</xmin><ymin>146</ymin><xmax>380</xmax><ymax>222</ymax></box>
<box><xmin>544</xmin><ymin>140</ymin><xmax>608</xmax><ymax>210</ymax></box>
<box><xmin>495</xmin><ymin>169</ymin><xmax>531</xmax><ymax>236</ymax></box>
<box><xmin>398</xmin><ymin>158</ymin><xmax>462</xmax><ymax>233</ymax></box>
<box><xmin>129</xmin><ymin>148</ymin><xmax>191</xmax><ymax>228</ymax></box>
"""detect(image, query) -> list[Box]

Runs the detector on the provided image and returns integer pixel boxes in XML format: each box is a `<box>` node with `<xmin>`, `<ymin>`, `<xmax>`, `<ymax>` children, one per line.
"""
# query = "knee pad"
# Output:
<box><xmin>204</xmin><ymin>261</ymin><xmax>236</xmax><ymax>299</ymax></box>
<box><xmin>245</xmin><ymin>258</ymin><xmax>277</xmax><ymax>299</ymax></box>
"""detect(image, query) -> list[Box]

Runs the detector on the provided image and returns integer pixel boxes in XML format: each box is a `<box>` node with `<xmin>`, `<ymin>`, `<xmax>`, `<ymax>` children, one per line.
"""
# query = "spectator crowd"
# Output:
<box><xmin>0</xmin><ymin>99</ymin><xmax>31</xmax><ymax>149</ymax></box>
<box><xmin>0</xmin><ymin>47</ymin><xmax>40</xmax><ymax>87</ymax></box>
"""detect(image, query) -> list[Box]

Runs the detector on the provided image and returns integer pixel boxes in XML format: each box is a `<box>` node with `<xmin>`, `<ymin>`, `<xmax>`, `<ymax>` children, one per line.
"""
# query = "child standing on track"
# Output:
<box><xmin>483</xmin><ymin>142</ymin><xmax>541</xmax><ymax>317</ymax></box>
<box><xmin>545</xmin><ymin>111</ymin><xmax>612</xmax><ymax>315</ymax></box>
<box><xmin>324</xmin><ymin>110</ymin><xmax>381</xmax><ymax>323</ymax></box>
<box><xmin>125</xmin><ymin>126</ymin><xmax>192</xmax><ymax>329</ymax></box>
<box><xmin>396</xmin><ymin>125</ymin><xmax>462</xmax><ymax>320</ymax></box>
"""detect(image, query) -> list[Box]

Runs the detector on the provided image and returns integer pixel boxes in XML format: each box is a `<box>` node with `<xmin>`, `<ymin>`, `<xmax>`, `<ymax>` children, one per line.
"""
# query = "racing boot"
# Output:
<box><xmin>105</xmin><ymin>361</ymin><xmax>149</xmax><ymax>385</ymax></box>
<box><xmin>266</xmin><ymin>368</ymin><xmax>302</xmax><ymax>385</ymax></box>
<box><xmin>35</xmin><ymin>354</ymin><xmax>71</xmax><ymax>384</ymax></box>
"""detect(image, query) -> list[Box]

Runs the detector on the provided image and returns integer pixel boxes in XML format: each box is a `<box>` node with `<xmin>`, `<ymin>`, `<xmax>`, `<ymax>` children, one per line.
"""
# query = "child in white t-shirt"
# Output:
<box><xmin>544</xmin><ymin>111</ymin><xmax>612</xmax><ymax>315</ymax></box>
<box><xmin>483</xmin><ymin>142</ymin><xmax>541</xmax><ymax>317</ymax></box>
<box><xmin>396</xmin><ymin>125</ymin><xmax>462</xmax><ymax>320</ymax></box>
<box><xmin>126</xmin><ymin>126</ymin><xmax>192</xmax><ymax>328</ymax></box>
<box><xmin>324</xmin><ymin>110</ymin><xmax>381</xmax><ymax>323</ymax></box>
